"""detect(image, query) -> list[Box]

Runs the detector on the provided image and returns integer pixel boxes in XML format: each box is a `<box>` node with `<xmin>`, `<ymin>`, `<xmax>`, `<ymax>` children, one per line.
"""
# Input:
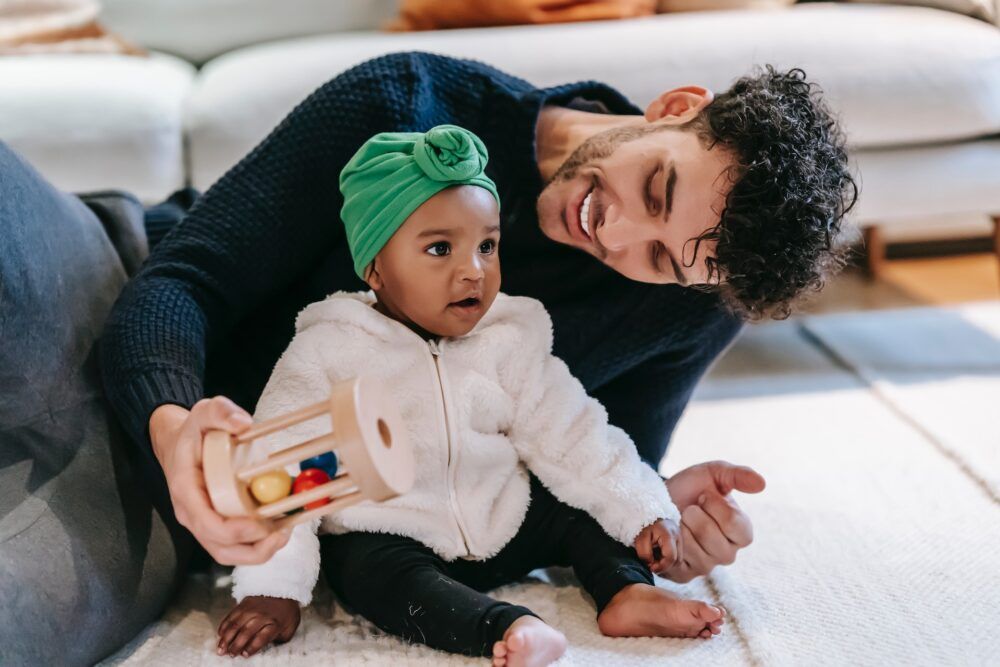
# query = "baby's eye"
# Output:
<box><xmin>426</xmin><ymin>242</ymin><xmax>451</xmax><ymax>257</ymax></box>
<box><xmin>479</xmin><ymin>240</ymin><xmax>497</xmax><ymax>254</ymax></box>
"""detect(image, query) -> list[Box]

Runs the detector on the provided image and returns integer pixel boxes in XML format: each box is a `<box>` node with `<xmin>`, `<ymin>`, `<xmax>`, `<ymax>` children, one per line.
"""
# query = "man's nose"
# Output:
<box><xmin>596</xmin><ymin>208</ymin><xmax>656</xmax><ymax>252</ymax></box>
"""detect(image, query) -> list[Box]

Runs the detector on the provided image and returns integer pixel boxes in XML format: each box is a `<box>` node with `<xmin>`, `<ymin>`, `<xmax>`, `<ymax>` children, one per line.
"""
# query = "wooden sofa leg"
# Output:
<box><xmin>863</xmin><ymin>225</ymin><xmax>886</xmax><ymax>280</ymax></box>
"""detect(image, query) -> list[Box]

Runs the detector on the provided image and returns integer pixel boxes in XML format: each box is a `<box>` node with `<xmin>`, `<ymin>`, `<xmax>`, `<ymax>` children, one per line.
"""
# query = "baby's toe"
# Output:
<box><xmin>694</xmin><ymin>603</ymin><xmax>724</xmax><ymax>624</ymax></box>
<box><xmin>507</xmin><ymin>631</ymin><xmax>526</xmax><ymax>652</ymax></box>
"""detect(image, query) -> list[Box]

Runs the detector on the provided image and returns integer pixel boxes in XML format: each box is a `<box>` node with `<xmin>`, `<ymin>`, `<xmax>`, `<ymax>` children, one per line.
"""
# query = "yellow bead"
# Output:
<box><xmin>249</xmin><ymin>470</ymin><xmax>292</xmax><ymax>504</ymax></box>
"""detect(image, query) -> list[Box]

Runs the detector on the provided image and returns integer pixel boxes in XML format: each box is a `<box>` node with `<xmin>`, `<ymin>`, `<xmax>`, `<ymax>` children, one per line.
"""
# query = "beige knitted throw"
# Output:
<box><xmin>0</xmin><ymin>0</ymin><xmax>142</xmax><ymax>55</ymax></box>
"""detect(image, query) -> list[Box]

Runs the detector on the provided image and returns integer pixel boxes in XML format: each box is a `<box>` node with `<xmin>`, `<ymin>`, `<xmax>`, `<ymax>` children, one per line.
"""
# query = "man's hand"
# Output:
<box><xmin>149</xmin><ymin>396</ymin><xmax>290</xmax><ymax>565</ymax></box>
<box><xmin>217</xmin><ymin>595</ymin><xmax>301</xmax><ymax>657</ymax></box>
<box><xmin>662</xmin><ymin>461</ymin><xmax>766</xmax><ymax>582</ymax></box>
<box><xmin>633</xmin><ymin>518</ymin><xmax>681</xmax><ymax>575</ymax></box>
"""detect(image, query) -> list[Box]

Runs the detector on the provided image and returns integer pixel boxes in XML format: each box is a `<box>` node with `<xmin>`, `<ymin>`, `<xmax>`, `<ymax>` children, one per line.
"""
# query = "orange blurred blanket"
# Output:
<box><xmin>391</xmin><ymin>0</ymin><xmax>656</xmax><ymax>31</ymax></box>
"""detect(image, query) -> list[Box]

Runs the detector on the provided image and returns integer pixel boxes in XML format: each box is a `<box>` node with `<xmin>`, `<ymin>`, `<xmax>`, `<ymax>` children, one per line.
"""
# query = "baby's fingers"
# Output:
<box><xmin>245</xmin><ymin>622</ymin><xmax>282</xmax><ymax>656</ymax></box>
<box><xmin>217</xmin><ymin>607</ymin><xmax>240</xmax><ymax>637</ymax></box>
<box><xmin>217</xmin><ymin>612</ymin><xmax>246</xmax><ymax>655</ymax></box>
<box><xmin>227</xmin><ymin>615</ymin><xmax>272</xmax><ymax>657</ymax></box>
<box><xmin>634</xmin><ymin>531</ymin><xmax>654</xmax><ymax>567</ymax></box>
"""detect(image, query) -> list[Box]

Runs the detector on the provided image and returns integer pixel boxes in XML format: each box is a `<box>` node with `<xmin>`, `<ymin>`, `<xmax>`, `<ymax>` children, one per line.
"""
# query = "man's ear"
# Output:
<box><xmin>645</xmin><ymin>86</ymin><xmax>714</xmax><ymax>124</ymax></box>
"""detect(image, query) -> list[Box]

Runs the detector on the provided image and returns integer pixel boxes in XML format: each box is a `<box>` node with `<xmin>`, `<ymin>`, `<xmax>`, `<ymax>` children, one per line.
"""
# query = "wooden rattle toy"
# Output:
<box><xmin>203</xmin><ymin>376</ymin><xmax>413</xmax><ymax>530</ymax></box>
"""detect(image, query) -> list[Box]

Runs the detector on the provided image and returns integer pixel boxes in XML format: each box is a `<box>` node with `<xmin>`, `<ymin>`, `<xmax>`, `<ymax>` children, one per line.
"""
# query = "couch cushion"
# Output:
<box><xmin>850</xmin><ymin>138</ymin><xmax>1000</xmax><ymax>224</ymax></box>
<box><xmin>100</xmin><ymin>0</ymin><xmax>400</xmax><ymax>64</ymax></box>
<box><xmin>185</xmin><ymin>3</ymin><xmax>1000</xmax><ymax>191</ymax></box>
<box><xmin>0</xmin><ymin>53</ymin><xmax>193</xmax><ymax>202</ymax></box>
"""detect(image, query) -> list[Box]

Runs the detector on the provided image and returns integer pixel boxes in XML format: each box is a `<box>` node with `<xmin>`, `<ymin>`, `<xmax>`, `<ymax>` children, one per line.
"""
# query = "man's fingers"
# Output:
<box><xmin>682</xmin><ymin>505</ymin><xmax>737</xmax><ymax>566</ymax></box>
<box><xmin>191</xmin><ymin>395</ymin><xmax>253</xmax><ymax>435</ymax></box>
<box><xmin>700</xmin><ymin>492</ymin><xmax>753</xmax><ymax>548</ymax></box>
<box><xmin>709</xmin><ymin>461</ymin><xmax>766</xmax><ymax>496</ymax></box>
<box><xmin>208</xmin><ymin>530</ymin><xmax>289</xmax><ymax>566</ymax></box>
<box><xmin>247</xmin><ymin>529</ymin><xmax>292</xmax><ymax>561</ymax></box>
<box><xmin>181</xmin><ymin>482</ymin><xmax>272</xmax><ymax>546</ymax></box>
<box><xmin>679</xmin><ymin>523</ymin><xmax>714</xmax><ymax>576</ymax></box>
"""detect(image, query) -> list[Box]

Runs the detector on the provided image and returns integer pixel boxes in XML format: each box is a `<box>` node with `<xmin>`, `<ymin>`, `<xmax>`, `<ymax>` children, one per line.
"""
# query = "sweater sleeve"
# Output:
<box><xmin>502</xmin><ymin>301</ymin><xmax>680</xmax><ymax>546</ymax></box>
<box><xmin>230</xmin><ymin>325</ymin><xmax>342</xmax><ymax>605</ymax></box>
<box><xmin>589</xmin><ymin>302</ymin><xmax>742</xmax><ymax>468</ymax></box>
<box><xmin>98</xmin><ymin>53</ymin><xmax>426</xmax><ymax>451</ymax></box>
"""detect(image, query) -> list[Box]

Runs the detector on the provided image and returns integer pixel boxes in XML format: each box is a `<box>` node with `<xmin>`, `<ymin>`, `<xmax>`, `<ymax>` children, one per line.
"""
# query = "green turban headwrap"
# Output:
<box><xmin>340</xmin><ymin>124</ymin><xmax>501</xmax><ymax>279</ymax></box>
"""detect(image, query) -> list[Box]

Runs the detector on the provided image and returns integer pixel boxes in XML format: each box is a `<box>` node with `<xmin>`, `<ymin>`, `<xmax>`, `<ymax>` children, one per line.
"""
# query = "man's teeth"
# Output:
<box><xmin>580</xmin><ymin>191</ymin><xmax>593</xmax><ymax>237</ymax></box>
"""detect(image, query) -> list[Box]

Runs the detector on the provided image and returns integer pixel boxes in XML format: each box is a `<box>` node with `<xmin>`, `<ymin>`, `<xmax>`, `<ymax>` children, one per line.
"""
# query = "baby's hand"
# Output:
<box><xmin>634</xmin><ymin>518</ymin><xmax>681</xmax><ymax>575</ymax></box>
<box><xmin>217</xmin><ymin>595</ymin><xmax>301</xmax><ymax>657</ymax></box>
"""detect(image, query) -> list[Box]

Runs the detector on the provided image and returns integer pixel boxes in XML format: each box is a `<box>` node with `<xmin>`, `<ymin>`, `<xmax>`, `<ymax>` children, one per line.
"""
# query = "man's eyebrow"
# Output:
<box><xmin>657</xmin><ymin>161</ymin><xmax>687</xmax><ymax>285</ymax></box>
<box><xmin>668</xmin><ymin>250</ymin><xmax>688</xmax><ymax>287</ymax></box>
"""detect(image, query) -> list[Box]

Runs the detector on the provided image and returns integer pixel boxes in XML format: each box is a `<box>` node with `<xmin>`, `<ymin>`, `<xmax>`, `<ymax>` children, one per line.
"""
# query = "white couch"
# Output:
<box><xmin>1</xmin><ymin>1</ymin><xmax>998</xmax><ymax>237</ymax></box>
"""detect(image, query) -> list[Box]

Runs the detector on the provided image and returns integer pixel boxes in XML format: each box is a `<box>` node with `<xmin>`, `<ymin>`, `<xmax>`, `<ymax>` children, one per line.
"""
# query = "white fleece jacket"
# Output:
<box><xmin>232</xmin><ymin>291</ymin><xmax>678</xmax><ymax>605</ymax></box>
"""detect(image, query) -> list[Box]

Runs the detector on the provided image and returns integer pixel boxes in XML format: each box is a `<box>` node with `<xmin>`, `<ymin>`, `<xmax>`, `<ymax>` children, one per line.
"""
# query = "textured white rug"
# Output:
<box><xmin>102</xmin><ymin>302</ymin><xmax>1000</xmax><ymax>666</ymax></box>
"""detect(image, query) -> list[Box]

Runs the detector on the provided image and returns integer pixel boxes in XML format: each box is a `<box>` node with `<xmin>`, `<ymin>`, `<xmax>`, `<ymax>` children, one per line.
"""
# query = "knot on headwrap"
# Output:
<box><xmin>414</xmin><ymin>125</ymin><xmax>486</xmax><ymax>182</ymax></box>
<box><xmin>339</xmin><ymin>125</ymin><xmax>500</xmax><ymax>280</ymax></box>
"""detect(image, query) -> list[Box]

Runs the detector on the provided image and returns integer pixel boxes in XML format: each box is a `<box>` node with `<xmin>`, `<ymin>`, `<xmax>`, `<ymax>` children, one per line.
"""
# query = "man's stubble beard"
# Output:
<box><xmin>538</xmin><ymin>123</ymin><xmax>671</xmax><ymax>240</ymax></box>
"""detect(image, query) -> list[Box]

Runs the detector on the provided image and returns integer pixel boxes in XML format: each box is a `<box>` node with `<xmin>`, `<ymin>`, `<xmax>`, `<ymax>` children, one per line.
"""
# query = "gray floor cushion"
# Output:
<box><xmin>0</xmin><ymin>144</ymin><xmax>178</xmax><ymax>667</ymax></box>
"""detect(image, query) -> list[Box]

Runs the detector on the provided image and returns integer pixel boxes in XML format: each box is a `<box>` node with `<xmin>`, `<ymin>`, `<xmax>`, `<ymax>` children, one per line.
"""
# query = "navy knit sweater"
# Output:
<box><xmin>100</xmin><ymin>52</ymin><xmax>742</xmax><ymax>467</ymax></box>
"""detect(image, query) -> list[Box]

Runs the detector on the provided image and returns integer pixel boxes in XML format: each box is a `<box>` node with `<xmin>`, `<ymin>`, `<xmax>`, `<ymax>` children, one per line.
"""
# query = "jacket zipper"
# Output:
<box><xmin>428</xmin><ymin>339</ymin><xmax>473</xmax><ymax>556</ymax></box>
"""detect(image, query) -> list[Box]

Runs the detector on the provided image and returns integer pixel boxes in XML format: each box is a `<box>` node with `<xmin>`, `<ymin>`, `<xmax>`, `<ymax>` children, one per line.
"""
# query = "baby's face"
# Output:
<box><xmin>368</xmin><ymin>185</ymin><xmax>501</xmax><ymax>338</ymax></box>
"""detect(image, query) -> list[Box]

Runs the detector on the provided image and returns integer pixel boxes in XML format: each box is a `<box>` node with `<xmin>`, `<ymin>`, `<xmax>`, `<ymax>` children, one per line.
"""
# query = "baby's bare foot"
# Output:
<box><xmin>491</xmin><ymin>615</ymin><xmax>567</xmax><ymax>667</ymax></box>
<box><xmin>597</xmin><ymin>583</ymin><xmax>725</xmax><ymax>639</ymax></box>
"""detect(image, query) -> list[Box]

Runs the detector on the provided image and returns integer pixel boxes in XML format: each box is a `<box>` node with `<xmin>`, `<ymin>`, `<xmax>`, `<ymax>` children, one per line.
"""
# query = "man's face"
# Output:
<box><xmin>369</xmin><ymin>185</ymin><xmax>502</xmax><ymax>338</ymax></box>
<box><xmin>536</xmin><ymin>125</ymin><xmax>734</xmax><ymax>285</ymax></box>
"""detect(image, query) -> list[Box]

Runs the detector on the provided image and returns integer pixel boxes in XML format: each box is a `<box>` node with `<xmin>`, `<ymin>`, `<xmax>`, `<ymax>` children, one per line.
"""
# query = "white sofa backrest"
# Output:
<box><xmin>99</xmin><ymin>0</ymin><xmax>400</xmax><ymax>63</ymax></box>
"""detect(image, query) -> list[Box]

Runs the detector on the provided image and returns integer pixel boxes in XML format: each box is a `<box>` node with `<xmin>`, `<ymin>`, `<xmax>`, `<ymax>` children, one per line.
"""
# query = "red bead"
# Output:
<box><xmin>292</xmin><ymin>468</ymin><xmax>331</xmax><ymax>510</ymax></box>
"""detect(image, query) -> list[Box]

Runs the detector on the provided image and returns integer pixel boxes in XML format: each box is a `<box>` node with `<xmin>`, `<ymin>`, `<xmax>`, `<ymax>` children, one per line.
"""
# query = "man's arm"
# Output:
<box><xmin>588</xmin><ymin>303</ymin><xmax>766</xmax><ymax>581</ymax></box>
<box><xmin>589</xmin><ymin>301</ymin><xmax>743</xmax><ymax>468</ymax></box>
<box><xmin>99</xmin><ymin>53</ymin><xmax>423</xmax><ymax>451</ymax></box>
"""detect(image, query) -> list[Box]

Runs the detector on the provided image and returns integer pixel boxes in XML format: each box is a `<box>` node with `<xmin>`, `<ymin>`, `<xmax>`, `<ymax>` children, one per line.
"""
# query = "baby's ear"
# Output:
<box><xmin>364</xmin><ymin>262</ymin><xmax>382</xmax><ymax>290</ymax></box>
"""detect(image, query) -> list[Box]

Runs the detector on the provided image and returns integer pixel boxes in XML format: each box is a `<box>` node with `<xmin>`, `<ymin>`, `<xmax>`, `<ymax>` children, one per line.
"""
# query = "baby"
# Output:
<box><xmin>216</xmin><ymin>125</ymin><xmax>725</xmax><ymax>665</ymax></box>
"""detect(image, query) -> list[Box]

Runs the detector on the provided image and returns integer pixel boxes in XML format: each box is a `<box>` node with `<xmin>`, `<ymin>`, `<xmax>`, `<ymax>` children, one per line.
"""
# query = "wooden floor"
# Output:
<box><xmin>803</xmin><ymin>252</ymin><xmax>1000</xmax><ymax>314</ymax></box>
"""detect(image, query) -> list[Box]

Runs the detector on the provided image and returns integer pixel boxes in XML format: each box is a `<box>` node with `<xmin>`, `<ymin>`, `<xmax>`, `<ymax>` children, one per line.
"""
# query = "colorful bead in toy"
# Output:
<box><xmin>249</xmin><ymin>469</ymin><xmax>293</xmax><ymax>504</ymax></box>
<box><xmin>301</xmin><ymin>451</ymin><xmax>338</xmax><ymax>478</ymax></box>
<box><xmin>293</xmin><ymin>467</ymin><xmax>332</xmax><ymax>510</ymax></box>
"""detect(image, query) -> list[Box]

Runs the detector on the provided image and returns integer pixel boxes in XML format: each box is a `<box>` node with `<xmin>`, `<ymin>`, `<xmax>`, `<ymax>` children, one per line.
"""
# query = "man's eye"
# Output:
<box><xmin>426</xmin><ymin>242</ymin><xmax>450</xmax><ymax>256</ymax></box>
<box><xmin>479</xmin><ymin>240</ymin><xmax>497</xmax><ymax>254</ymax></box>
<box><xmin>646</xmin><ymin>171</ymin><xmax>658</xmax><ymax>214</ymax></box>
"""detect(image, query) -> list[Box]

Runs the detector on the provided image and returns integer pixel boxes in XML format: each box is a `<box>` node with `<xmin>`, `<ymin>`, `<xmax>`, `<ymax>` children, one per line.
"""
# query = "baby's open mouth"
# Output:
<box><xmin>451</xmin><ymin>297</ymin><xmax>481</xmax><ymax>308</ymax></box>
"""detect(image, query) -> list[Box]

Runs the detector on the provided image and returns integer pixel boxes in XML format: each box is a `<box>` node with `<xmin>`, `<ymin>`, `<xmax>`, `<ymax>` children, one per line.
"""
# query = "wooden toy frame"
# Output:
<box><xmin>204</xmin><ymin>376</ymin><xmax>413</xmax><ymax>530</ymax></box>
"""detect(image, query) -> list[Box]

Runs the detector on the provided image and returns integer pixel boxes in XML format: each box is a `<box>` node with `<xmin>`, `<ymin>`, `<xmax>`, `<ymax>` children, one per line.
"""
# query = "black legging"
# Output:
<box><xmin>320</xmin><ymin>474</ymin><xmax>652</xmax><ymax>658</ymax></box>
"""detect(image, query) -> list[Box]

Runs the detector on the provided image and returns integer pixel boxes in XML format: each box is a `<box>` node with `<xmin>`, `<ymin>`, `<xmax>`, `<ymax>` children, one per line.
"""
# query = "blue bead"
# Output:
<box><xmin>301</xmin><ymin>451</ymin><xmax>338</xmax><ymax>477</ymax></box>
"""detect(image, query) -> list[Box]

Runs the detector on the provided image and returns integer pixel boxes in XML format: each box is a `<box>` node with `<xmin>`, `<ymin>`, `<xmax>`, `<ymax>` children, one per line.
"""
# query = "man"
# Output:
<box><xmin>2</xmin><ymin>52</ymin><xmax>854</xmax><ymax>664</ymax></box>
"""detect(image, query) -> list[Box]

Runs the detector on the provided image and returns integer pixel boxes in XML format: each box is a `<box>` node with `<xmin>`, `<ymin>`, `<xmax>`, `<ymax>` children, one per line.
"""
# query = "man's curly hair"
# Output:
<box><xmin>685</xmin><ymin>66</ymin><xmax>858</xmax><ymax>320</ymax></box>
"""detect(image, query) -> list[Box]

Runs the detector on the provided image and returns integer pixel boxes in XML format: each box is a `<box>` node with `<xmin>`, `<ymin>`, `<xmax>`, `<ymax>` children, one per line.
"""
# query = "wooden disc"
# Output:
<box><xmin>203</xmin><ymin>430</ymin><xmax>259</xmax><ymax>517</ymax></box>
<box><xmin>330</xmin><ymin>376</ymin><xmax>414</xmax><ymax>502</ymax></box>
